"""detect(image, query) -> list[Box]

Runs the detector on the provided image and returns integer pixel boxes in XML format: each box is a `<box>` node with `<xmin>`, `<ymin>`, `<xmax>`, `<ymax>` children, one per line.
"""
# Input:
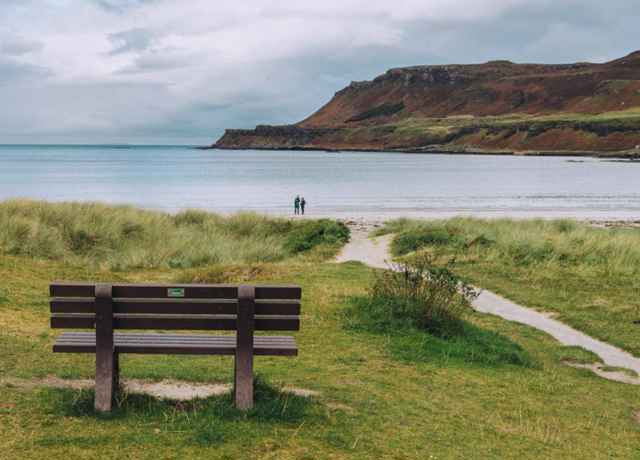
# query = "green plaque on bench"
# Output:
<box><xmin>167</xmin><ymin>288</ymin><xmax>185</xmax><ymax>298</ymax></box>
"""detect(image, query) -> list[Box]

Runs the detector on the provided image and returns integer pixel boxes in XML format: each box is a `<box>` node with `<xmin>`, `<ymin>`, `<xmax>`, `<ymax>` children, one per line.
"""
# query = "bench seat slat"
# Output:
<box><xmin>55</xmin><ymin>333</ymin><xmax>295</xmax><ymax>343</ymax></box>
<box><xmin>50</xmin><ymin>283</ymin><xmax>301</xmax><ymax>300</ymax></box>
<box><xmin>53</xmin><ymin>332</ymin><xmax>298</xmax><ymax>356</ymax></box>
<box><xmin>50</xmin><ymin>298</ymin><xmax>300</xmax><ymax>316</ymax></box>
<box><xmin>50</xmin><ymin>313</ymin><xmax>300</xmax><ymax>331</ymax></box>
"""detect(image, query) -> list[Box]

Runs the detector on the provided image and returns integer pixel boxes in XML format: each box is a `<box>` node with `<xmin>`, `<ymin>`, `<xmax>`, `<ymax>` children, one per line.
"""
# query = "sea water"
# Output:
<box><xmin>1</xmin><ymin>145</ymin><xmax>639</xmax><ymax>220</ymax></box>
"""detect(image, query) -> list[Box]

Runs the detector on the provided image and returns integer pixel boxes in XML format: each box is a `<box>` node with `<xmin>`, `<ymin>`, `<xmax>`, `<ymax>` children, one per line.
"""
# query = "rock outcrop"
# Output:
<box><xmin>214</xmin><ymin>51</ymin><xmax>640</xmax><ymax>156</ymax></box>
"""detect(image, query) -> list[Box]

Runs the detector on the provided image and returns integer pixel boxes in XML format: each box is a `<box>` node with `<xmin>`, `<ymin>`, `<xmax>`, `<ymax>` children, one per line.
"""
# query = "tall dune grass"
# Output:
<box><xmin>379</xmin><ymin>217</ymin><xmax>640</xmax><ymax>355</ymax></box>
<box><xmin>381</xmin><ymin>217</ymin><xmax>640</xmax><ymax>276</ymax></box>
<box><xmin>0</xmin><ymin>200</ymin><xmax>349</xmax><ymax>270</ymax></box>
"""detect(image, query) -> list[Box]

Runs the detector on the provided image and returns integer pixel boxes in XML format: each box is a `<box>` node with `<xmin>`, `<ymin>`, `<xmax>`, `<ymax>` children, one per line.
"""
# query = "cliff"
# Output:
<box><xmin>214</xmin><ymin>51</ymin><xmax>640</xmax><ymax>156</ymax></box>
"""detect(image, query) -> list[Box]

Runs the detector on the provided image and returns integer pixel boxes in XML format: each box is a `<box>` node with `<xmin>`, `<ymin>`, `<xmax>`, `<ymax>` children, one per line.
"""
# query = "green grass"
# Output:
<box><xmin>343</xmin><ymin>296</ymin><xmax>533</xmax><ymax>368</ymax></box>
<box><xmin>1</xmin><ymin>206</ymin><xmax>640</xmax><ymax>458</ymax></box>
<box><xmin>395</xmin><ymin>107</ymin><xmax>640</xmax><ymax>131</ymax></box>
<box><xmin>0</xmin><ymin>200</ymin><xmax>348</xmax><ymax>270</ymax></box>
<box><xmin>378</xmin><ymin>217</ymin><xmax>640</xmax><ymax>355</ymax></box>
<box><xmin>373</xmin><ymin>108</ymin><xmax>640</xmax><ymax>151</ymax></box>
<box><xmin>2</xmin><ymin>255</ymin><xmax>640</xmax><ymax>459</ymax></box>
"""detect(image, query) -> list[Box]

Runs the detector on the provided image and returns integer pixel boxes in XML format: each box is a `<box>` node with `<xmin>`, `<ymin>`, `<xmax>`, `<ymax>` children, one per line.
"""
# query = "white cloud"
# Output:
<box><xmin>0</xmin><ymin>0</ymin><xmax>637</xmax><ymax>144</ymax></box>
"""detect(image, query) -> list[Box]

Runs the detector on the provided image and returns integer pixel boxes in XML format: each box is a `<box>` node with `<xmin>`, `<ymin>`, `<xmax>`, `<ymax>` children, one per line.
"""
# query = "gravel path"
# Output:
<box><xmin>336</xmin><ymin>231</ymin><xmax>640</xmax><ymax>384</ymax></box>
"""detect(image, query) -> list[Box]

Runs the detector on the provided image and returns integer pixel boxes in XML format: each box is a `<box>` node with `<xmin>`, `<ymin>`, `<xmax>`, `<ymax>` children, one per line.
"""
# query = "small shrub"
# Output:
<box><xmin>552</xmin><ymin>219</ymin><xmax>577</xmax><ymax>233</ymax></box>
<box><xmin>0</xmin><ymin>287</ymin><xmax>8</xmax><ymax>304</ymax></box>
<box><xmin>68</xmin><ymin>229</ymin><xmax>99</xmax><ymax>253</ymax></box>
<box><xmin>173</xmin><ymin>209</ymin><xmax>209</xmax><ymax>227</ymax></box>
<box><xmin>121</xmin><ymin>222</ymin><xmax>144</xmax><ymax>238</ymax></box>
<box><xmin>369</xmin><ymin>252</ymin><xmax>477</xmax><ymax>337</ymax></box>
<box><xmin>392</xmin><ymin>227</ymin><xmax>458</xmax><ymax>255</ymax></box>
<box><xmin>507</xmin><ymin>240</ymin><xmax>555</xmax><ymax>266</ymax></box>
<box><xmin>284</xmin><ymin>220</ymin><xmax>350</xmax><ymax>253</ymax></box>
<box><xmin>466</xmin><ymin>234</ymin><xmax>495</xmax><ymax>248</ymax></box>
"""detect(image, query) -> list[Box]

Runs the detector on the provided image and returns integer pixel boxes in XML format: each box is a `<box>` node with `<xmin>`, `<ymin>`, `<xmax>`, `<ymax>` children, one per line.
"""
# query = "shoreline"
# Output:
<box><xmin>208</xmin><ymin>145</ymin><xmax>640</xmax><ymax>160</ymax></box>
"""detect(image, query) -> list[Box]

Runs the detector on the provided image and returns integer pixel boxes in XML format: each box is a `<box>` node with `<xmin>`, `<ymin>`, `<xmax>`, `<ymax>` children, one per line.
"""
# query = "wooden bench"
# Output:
<box><xmin>50</xmin><ymin>282</ymin><xmax>300</xmax><ymax>412</ymax></box>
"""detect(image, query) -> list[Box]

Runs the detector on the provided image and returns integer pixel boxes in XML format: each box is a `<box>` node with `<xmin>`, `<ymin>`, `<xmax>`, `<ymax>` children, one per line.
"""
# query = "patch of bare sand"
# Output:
<box><xmin>2</xmin><ymin>376</ymin><xmax>320</xmax><ymax>401</ymax></box>
<box><xmin>282</xmin><ymin>387</ymin><xmax>320</xmax><ymax>398</ymax></box>
<box><xmin>563</xmin><ymin>362</ymin><xmax>640</xmax><ymax>385</ymax></box>
<box><xmin>125</xmin><ymin>380</ymin><xmax>230</xmax><ymax>400</ymax></box>
<box><xmin>326</xmin><ymin>402</ymin><xmax>355</xmax><ymax>413</ymax></box>
<box><xmin>335</xmin><ymin>231</ymin><xmax>393</xmax><ymax>268</ymax></box>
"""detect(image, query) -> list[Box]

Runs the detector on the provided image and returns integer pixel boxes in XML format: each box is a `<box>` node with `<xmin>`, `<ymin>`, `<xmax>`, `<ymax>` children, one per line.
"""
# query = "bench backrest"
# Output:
<box><xmin>50</xmin><ymin>282</ymin><xmax>301</xmax><ymax>332</ymax></box>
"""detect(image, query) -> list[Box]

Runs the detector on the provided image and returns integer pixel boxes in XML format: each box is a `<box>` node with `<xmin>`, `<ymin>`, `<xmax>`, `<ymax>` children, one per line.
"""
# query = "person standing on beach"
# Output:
<box><xmin>300</xmin><ymin>196</ymin><xmax>306</xmax><ymax>215</ymax></box>
<box><xmin>294</xmin><ymin>195</ymin><xmax>300</xmax><ymax>215</ymax></box>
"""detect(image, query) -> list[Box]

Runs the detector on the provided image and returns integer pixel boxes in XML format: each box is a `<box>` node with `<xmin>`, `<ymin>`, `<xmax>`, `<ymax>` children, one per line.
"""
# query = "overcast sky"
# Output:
<box><xmin>0</xmin><ymin>0</ymin><xmax>637</xmax><ymax>145</ymax></box>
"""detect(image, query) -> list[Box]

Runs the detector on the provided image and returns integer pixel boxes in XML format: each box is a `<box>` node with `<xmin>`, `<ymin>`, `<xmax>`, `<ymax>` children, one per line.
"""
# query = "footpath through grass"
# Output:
<box><xmin>379</xmin><ymin>217</ymin><xmax>640</xmax><ymax>356</ymax></box>
<box><xmin>0</xmin><ymin>206</ymin><xmax>639</xmax><ymax>458</ymax></box>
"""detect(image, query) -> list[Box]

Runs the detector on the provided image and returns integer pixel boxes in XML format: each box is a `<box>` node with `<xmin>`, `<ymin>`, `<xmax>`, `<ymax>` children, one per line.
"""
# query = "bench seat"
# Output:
<box><xmin>54</xmin><ymin>332</ymin><xmax>298</xmax><ymax>356</ymax></box>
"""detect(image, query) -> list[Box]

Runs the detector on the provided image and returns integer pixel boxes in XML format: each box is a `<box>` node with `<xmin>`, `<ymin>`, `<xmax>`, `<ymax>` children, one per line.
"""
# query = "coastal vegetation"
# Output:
<box><xmin>0</xmin><ymin>200</ymin><xmax>349</xmax><ymax>270</ymax></box>
<box><xmin>1</xmin><ymin>202</ymin><xmax>639</xmax><ymax>458</ymax></box>
<box><xmin>378</xmin><ymin>217</ymin><xmax>640</xmax><ymax>355</ymax></box>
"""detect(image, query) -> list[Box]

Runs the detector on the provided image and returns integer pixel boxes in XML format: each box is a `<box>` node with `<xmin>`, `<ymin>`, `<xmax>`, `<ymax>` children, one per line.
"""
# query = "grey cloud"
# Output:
<box><xmin>1</xmin><ymin>37</ymin><xmax>43</xmax><ymax>56</ymax></box>
<box><xmin>108</xmin><ymin>28</ymin><xmax>153</xmax><ymax>55</ymax></box>
<box><xmin>93</xmin><ymin>0</ymin><xmax>157</xmax><ymax>14</ymax></box>
<box><xmin>0</xmin><ymin>57</ymin><xmax>50</xmax><ymax>84</ymax></box>
<box><xmin>117</xmin><ymin>52</ymin><xmax>194</xmax><ymax>74</ymax></box>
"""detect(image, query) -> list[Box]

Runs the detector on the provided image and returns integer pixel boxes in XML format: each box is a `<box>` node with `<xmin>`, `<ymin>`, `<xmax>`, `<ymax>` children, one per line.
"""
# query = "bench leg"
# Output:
<box><xmin>95</xmin><ymin>283</ymin><xmax>115</xmax><ymax>413</ymax></box>
<box><xmin>113</xmin><ymin>352</ymin><xmax>120</xmax><ymax>399</ymax></box>
<box><xmin>95</xmin><ymin>348</ymin><xmax>116</xmax><ymax>412</ymax></box>
<box><xmin>234</xmin><ymin>350</ymin><xmax>254</xmax><ymax>410</ymax></box>
<box><xmin>234</xmin><ymin>285</ymin><xmax>255</xmax><ymax>411</ymax></box>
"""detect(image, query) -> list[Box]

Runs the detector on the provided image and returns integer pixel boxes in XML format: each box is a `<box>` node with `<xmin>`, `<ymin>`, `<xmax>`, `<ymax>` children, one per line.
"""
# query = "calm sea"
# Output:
<box><xmin>1</xmin><ymin>144</ymin><xmax>639</xmax><ymax>220</ymax></box>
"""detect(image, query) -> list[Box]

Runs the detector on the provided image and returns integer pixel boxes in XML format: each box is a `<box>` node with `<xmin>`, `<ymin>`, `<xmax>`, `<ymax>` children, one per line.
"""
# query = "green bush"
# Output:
<box><xmin>284</xmin><ymin>220</ymin><xmax>350</xmax><ymax>253</ymax></box>
<box><xmin>367</xmin><ymin>252</ymin><xmax>477</xmax><ymax>337</ymax></box>
<box><xmin>342</xmin><ymin>253</ymin><xmax>530</xmax><ymax>366</ymax></box>
<box><xmin>392</xmin><ymin>227</ymin><xmax>459</xmax><ymax>255</ymax></box>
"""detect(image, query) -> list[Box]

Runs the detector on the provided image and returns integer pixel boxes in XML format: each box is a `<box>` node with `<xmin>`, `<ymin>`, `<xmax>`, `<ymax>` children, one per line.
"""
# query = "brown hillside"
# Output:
<box><xmin>300</xmin><ymin>51</ymin><xmax>640</xmax><ymax>127</ymax></box>
<box><xmin>215</xmin><ymin>51</ymin><xmax>640</xmax><ymax>155</ymax></box>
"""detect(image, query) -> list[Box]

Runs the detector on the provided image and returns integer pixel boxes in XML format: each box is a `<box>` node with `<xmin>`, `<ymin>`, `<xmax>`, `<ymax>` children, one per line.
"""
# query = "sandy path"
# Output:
<box><xmin>336</xmin><ymin>231</ymin><xmax>640</xmax><ymax>384</ymax></box>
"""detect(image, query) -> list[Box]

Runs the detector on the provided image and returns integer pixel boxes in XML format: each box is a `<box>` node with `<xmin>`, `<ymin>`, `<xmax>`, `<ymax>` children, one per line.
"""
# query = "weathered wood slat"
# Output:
<box><xmin>53</xmin><ymin>333</ymin><xmax>297</xmax><ymax>356</ymax></box>
<box><xmin>50</xmin><ymin>298</ymin><xmax>300</xmax><ymax>316</ymax></box>
<box><xmin>56</xmin><ymin>334</ymin><xmax>295</xmax><ymax>343</ymax></box>
<box><xmin>54</xmin><ymin>335</ymin><xmax>299</xmax><ymax>346</ymax></box>
<box><xmin>50</xmin><ymin>313</ymin><xmax>300</xmax><ymax>331</ymax></box>
<box><xmin>50</xmin><ymin>283</ymin><xmax>301</xmax><ymax>300</ymax></box>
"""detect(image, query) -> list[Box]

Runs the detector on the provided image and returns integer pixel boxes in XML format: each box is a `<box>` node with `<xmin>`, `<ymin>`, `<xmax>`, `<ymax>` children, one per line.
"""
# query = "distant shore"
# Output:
<box><xmin>208</xmin><ymin>144</ymin><xmax>640</xmax><ymax>160</ymax></box>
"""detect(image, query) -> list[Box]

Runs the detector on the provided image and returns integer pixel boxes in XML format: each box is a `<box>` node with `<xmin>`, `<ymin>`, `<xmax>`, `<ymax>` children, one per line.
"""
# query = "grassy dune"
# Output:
<box><xmin>379</xmin><ymin>218</ymin><xmax>640</xmax><ymax>355</ymax></box>
<box><xmin>0</xmin><ymin>200</ymin><xmax>349</xmax><ymax>270</ymax></box>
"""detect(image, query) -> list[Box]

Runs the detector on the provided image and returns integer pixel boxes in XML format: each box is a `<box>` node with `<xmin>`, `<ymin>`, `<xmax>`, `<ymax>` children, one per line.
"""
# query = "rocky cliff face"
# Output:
<box><xmin>214</xmin><ymin>51</ymin><xmax>640</xmax><ymax>155</ymax></box>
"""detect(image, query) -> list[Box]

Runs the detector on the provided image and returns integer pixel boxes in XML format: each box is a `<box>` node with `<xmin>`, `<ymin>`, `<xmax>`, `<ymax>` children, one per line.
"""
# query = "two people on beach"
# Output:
<box><xmin>294</xmin><ymin>195</ymin><xmax>306</xmax><ymax>215</ymax></box>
